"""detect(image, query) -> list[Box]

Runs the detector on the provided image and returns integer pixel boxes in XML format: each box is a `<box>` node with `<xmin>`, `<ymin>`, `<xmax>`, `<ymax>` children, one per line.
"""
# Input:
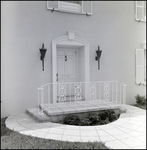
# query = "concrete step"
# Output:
<box><xmin>26</xmin><ymin>108</ymin><xmax>51</xmax><ymax>122</ymax></box>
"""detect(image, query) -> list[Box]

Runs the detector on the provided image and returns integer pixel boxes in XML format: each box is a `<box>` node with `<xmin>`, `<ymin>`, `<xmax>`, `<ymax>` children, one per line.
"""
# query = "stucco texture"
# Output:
<box><xmin>1</xmin><ymin>1</ymin><xmax>146</xmax><ymax>117</ymax></box>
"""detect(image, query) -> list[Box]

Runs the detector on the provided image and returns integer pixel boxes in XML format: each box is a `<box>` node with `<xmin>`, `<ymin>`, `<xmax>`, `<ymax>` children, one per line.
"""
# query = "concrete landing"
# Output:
<box><xmin>27</xmin><ymin>99</ymin><xmax>121</xmax><ymax>122</ymax></box>
<box><xmin>39</xmin><ymin>99</ymin><xmax>121</xmax><ymax>116</ymax></box>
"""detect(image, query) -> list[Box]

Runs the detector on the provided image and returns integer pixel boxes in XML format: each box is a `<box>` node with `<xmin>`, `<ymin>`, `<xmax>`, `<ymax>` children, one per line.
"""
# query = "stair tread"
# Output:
<box><xmin>26</xmin><ymin>108</ymin><xmax>51</xmax><ymax>122</ymax></box>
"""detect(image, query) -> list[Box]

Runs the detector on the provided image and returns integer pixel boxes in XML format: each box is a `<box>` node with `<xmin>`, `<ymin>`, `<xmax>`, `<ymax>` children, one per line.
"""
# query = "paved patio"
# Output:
<box><xmin>5</xmin><ymin>105</ymin><xmax>146</xmax><ymax>149</ymax></box>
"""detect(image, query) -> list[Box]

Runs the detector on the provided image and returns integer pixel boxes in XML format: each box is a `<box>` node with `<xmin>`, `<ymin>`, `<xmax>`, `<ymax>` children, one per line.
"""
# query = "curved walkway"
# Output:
<box><xmin>5</xmin><ymin>105</ymin><xmax>146</xmax><ymax>149</ymax></box>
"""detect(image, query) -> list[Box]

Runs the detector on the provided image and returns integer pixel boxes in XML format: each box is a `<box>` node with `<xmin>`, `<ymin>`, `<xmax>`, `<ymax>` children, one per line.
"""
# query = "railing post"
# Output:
<box><xmin>41</xmin><ymin>86</ymin><xmax>44</xmax><ymax>105</ymax></box>
<box><xmin>53</xmin><ymin>84</ymin><xmax>57</xmax><ymax>104</ymax></box>
<box><xmin>40</xmin><ymin>86</ymin><xmax>44</xmax><ymax>116</ymax></box>
<box><xmin>123</xmin><ymin>82</ymin><xmax>127</xmax><ymax>105</ymax></box>
<box><xmin>85</xmin><ymin>82</ymin><xmax>88</xmax><ymax>102</ymax></box>
<box><xmin>38</xmin><ymin>88</ymin><xmax>40</xmax><ymax>114</ymax></box>
<box><xmin>119</xmin><ymin>82</ymin><xmax>127</xmax><ymax>113</ymax></box>
<box><xmin>116</xmin><ymin>82</ymin><xmax>117</xmax><ymax>104</ymax></box>
<box><xmin>48</xmin><ymin>84</ymin><xmax>50</xmax><ymax>110</ymax></box>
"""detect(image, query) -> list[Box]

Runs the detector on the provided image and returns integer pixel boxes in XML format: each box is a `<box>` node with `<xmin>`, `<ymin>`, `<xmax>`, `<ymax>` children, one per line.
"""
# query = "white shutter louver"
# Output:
<box><xmin>136</xmin><ymin>49</ymin><xmax>145</xmax><ymax>84</ymax></box>
<box><xmin>82</xmin><ymin>1</ymin><xmax>92</xmax><ymax>15</ymax></box>
<box><xmin>144</xmin><ymin>1</ymin><xmax>146</xmax><ymax>21</ymax></box>
<box><xmin>47</xmin><ymin>1</ymin><xmax>59</xmax><ymax>11</ymax></box>
<box><xmin>47</xmin><ymin>1</ymin><xmax>92</xmax><ymax>16</ymax></box>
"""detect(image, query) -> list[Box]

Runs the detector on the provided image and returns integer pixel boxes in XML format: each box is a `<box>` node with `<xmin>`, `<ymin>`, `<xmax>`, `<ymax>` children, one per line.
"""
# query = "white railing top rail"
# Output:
<box><xmin>38</xmin><ymin>80</ymin><xmax>125</xmax><ymax>89</ymax></box>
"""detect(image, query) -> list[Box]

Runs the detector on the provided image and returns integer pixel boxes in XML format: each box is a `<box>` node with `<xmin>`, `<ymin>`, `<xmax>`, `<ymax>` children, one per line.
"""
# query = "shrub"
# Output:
<box><xmin>63</xmin><ymin>109</ymin><xmax>120</xmax><ymax>126</ymax></box>
<box><xmin>104</xmin><ymin>117</ymin><xmax>110</xmax><ymax>124</ymax></box>
<box><xmin>110</xmin><ymin>114</ymin><xmax>118</xmax><ymax>122</ymax></box>
<box><xmin>86</xmin><ymin>113</ymin><xmax>100</xmax><ymax>125</ymax></box>
<box><xmin>80</xmin><ymin>118</ymin><xmax>91</xmax><ymax>126</ymax></box>
<box><xmin>63</xmin><ymin>114</ymin><xmax>81</xmax><ymax>125</ymax></box>
<box><xmin>99</xmin><ymin>113</ymin><xmax>107</xmax><ymax>120</ymax></box>
<box><xmin>98</xmin><ymin>110</ymin><xmax>118</xmax><ymax>123</ymax></box>
<box><xmin>99</xmin><ymin>110</ymin><xmax>114</xmax><ymax>121</ymax></box>
<box><xmin>135</xmin><ymin>94</ymin><xmax>146</xmax><ymax>106</ymax></box>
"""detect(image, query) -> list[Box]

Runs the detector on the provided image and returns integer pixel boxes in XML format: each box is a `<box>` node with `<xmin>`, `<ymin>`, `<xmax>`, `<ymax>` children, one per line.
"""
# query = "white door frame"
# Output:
<box><xmin>52</xmin><ymin>31</ymin><xmax>90</xmax><ymax>103</ymax></box>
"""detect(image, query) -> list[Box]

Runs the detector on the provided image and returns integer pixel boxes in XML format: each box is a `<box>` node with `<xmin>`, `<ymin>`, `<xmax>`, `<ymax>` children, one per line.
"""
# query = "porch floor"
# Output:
<box><xmin>5</xmin><ymin>105</ymin><xmax>146</xmax><ymax>149</ymax></box>
<box><xmin>40</xmin><ymin>99</ymin><xmax>121</xmax><ymax>116</ymax></box>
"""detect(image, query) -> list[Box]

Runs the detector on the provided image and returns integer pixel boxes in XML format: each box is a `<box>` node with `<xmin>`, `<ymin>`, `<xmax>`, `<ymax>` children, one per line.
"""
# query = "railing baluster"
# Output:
<box><xmin>37</xmin><ymin>81</ymin><xmax>126</xmax><ymax>111</ymax></box>
<box><xmin>99</xmin><ymin>83</ymin><xmax>101</xmax><ymax>100</ymax></box>
<box><xmin>48</xmin><ymin>84</ymin><xmax>50</xmax><ymax>110</ymax></box>
<box><xmin>116</xmin><ymin>82</ymin><xmax>117</xmax><ymax>104</ymax></box>
<box><xmin>38</xmin><ymin>88</ymin><xmax>40</xmax><ymax>114</ymax></box>
<box><xmin>123</xmin><ymin>83</ymin><xmax>127</xmax><ymax>105</ymax></box>
<box><xmin>70</xmin><ymin>83</ymin><xmax>71</xmax><ymax>105</ymax></box>
<box><xmin>120</xmin><ymin>83</ymin><xmax>121</xmax><ymax>104</ymax></box>
<box><xmin>112</xmin><ymin>83</ymin><xmax>113</xmax><ymax>103</ymax></box>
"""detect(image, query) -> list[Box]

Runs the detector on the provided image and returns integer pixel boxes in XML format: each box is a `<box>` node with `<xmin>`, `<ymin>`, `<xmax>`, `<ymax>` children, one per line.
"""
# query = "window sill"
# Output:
<box><xmin>136</xmin><ymin>82</ymin><xmax>146</xmax><ymax>86</ymax></box>
<box><xmin>135</xmin><ymin>19</ymin><xmax>146</xmax><ymax>23</ymax></box>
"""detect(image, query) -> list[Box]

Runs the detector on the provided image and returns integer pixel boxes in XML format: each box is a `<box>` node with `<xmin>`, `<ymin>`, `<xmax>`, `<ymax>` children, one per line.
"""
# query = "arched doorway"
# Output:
<box><xmin>52</xmin><ymin>31</ymin><xmax>90</xmax><ymax>103</ymax></box>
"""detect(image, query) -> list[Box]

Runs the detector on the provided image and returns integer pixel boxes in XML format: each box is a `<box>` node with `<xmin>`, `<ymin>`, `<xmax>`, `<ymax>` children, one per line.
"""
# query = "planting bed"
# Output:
<box><xmin>57</xmin><ymin>109</ymin><xmax>120</xmax><ymax>126</ymax></box>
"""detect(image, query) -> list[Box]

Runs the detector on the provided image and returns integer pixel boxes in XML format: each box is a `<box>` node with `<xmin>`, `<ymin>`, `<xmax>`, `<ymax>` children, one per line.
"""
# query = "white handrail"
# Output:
<box><xmin>39</xmin><ymin>80</ymin><xmax>123</xmax><ymax>88</ymax></box>
<box><xmin>37</xmin><ymin>81</ymin><xmax>127</xmax><ymax>114</ymax></box>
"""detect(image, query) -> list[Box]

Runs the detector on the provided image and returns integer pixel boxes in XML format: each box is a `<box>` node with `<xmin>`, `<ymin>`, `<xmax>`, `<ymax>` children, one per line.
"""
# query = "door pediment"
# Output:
<box><xmin>57</xmin><ymin>40</ymin><xmax>84</xmax><ymax>48</ymax></box>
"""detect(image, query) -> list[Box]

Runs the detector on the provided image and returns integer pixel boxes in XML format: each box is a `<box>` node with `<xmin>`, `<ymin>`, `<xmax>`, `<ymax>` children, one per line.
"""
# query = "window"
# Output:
<box><xmin>47</xmin><ymin>1</ymin><xmax>92</xmax><ymax>15</ymax></box>
<box><xmin>135</xmin><ymin>1</ymin><xmax>146</xmax><ymax>22</ymax></box>
<box><xmin>136</xmin><ymin>49</ymin><xmax>146</xmax><ymax>85</ymax></box>
<box><xmin>61</xmin><ymin>1</ymin><xmax>80</xmax><ymax>4</ymax></box>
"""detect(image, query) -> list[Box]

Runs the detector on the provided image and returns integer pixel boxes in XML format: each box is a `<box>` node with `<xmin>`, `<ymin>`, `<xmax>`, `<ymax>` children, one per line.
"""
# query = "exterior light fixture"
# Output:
<box><xmin>95</xmin><ymin>45</ymin><xmax>102</xmax><ymax>70</ymax></box>
<box><xmin>39</xmin><ymin>43</ymin><xmax>47</xmax><ymax>71</ymax></box>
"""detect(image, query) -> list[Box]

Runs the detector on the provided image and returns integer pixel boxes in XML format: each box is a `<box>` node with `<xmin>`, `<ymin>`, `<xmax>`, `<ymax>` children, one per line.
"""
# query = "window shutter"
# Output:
<box><xmin>82</xmin><ymin>1</ymin><xmax>92</xmax><ymax>15</ymax></box>
<box><xmin>144</xmin><ymin>1</ymin><xmax>146</xmax><ymax>21</ymax></box>
<box><xmin>47</xmin><ymin>1</ymin><xmax>59</xmax><ymax>11</ymax></box>
<box><xmin>135</xmin><ymin>1</ymin><xmax>145</xmax><ymax>21</ymax></box>
<box><xmin>136</xmin><ymin>49</ymin><xmax>145</xmax><ymax>84</ymax></box>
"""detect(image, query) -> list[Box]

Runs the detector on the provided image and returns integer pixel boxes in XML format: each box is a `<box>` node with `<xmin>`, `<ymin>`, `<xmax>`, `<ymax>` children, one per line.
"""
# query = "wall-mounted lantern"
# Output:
<box><xmin>39</xmin><ymin>43</ymin><xmax>47</xmax><ymax>71</ymax></box>
<box><xmin>95</xmin><ymin>45</ymin><xmax>102</xmax><ymax>70</ymax></box>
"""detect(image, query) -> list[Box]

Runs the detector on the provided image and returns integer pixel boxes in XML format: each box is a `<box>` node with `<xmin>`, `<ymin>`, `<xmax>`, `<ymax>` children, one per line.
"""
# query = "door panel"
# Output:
<box><xmin>66</xmin><ymin>55</ymin><xmax>75</xmax><ymax>80</ymax></box>
<box><xmin>57</xmin><ymin>49</ymin><xmax>75</xmax><ymax>97</ymax></box>
<box><xmin>57</xmin><ymin>49</ymin><xmax>75</xmax><ymax>83</ymax></box>
<box><xmin>57</xmin><ymin>56</ymin><xmax>65</xmax><ymax>82</ymax></box>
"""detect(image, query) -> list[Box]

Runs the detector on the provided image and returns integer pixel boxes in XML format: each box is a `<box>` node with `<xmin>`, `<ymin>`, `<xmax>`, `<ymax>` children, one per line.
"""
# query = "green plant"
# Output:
<box><xmin>63</xmin><ymin>114</ymin><xmax>81</xmax><ymax>125</ymax></box>
<box><xmin>109</xmin><ymin>114</ymin><xmax>118</xmax><ymax>122</ymax></box>
<box><xmin>135</xmin><ymin>94</ymin><xmax>146</xmax><ymax>106</ymax></box>
<box><xmin>104</xmin><ymin>117</ymin><xmax>109</xmax><ymax>124</ymax></box>
<box><xmin>63</xmin><ymin>110</ymin><xmax>120</xmax><ymax>126</ymax></box>
<box><xmin>80</xmin><ymin>118</ymin><xmax>91</xmax><ymax>126</ymax></box>
<box><xmin>86</xmin><ymin>113</ymin><xmax>101</xmax><ymax>125</ymax></box>
<box><xmin>98</xmin><ymin>110</ymin><xmax>118</xmax><ymax>124</ymax></box>
<box><xmin>99</xmin><ymin>110</ymin><xmax>114</xmax><ymax>120</ymax></box>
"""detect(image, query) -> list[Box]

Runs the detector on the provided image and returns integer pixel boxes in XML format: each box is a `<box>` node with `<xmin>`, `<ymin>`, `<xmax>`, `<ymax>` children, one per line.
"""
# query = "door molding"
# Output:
<box><xmin>52</xmin><ymin>31</ymin><xmax>90</xmax><ymax>103</ymax></box>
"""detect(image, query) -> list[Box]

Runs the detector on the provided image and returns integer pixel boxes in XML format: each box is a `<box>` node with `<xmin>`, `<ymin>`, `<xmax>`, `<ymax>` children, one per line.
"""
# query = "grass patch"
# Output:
<box><xmin>1</xmin><ymin>117</ymin><xmax>109</xmax><ymax>149</ymax></box>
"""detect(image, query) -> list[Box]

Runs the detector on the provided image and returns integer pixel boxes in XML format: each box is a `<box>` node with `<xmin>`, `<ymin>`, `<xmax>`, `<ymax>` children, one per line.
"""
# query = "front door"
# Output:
<box><xmin>57</xmin><ymin>49</ymin><xmax>75</xmax><ymax>83</ymax></box>
<box><xmin>57</xmin><ymin>48</ymin><xmax>76</xmax><ymax>98</ymax></box>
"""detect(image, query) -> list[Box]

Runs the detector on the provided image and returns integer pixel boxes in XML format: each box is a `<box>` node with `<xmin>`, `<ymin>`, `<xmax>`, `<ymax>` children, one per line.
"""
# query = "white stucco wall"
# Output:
<box><xmin>1</xmin><ymin>1</ymin><xmax>146</xmax><ymax>118</ymax></box>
